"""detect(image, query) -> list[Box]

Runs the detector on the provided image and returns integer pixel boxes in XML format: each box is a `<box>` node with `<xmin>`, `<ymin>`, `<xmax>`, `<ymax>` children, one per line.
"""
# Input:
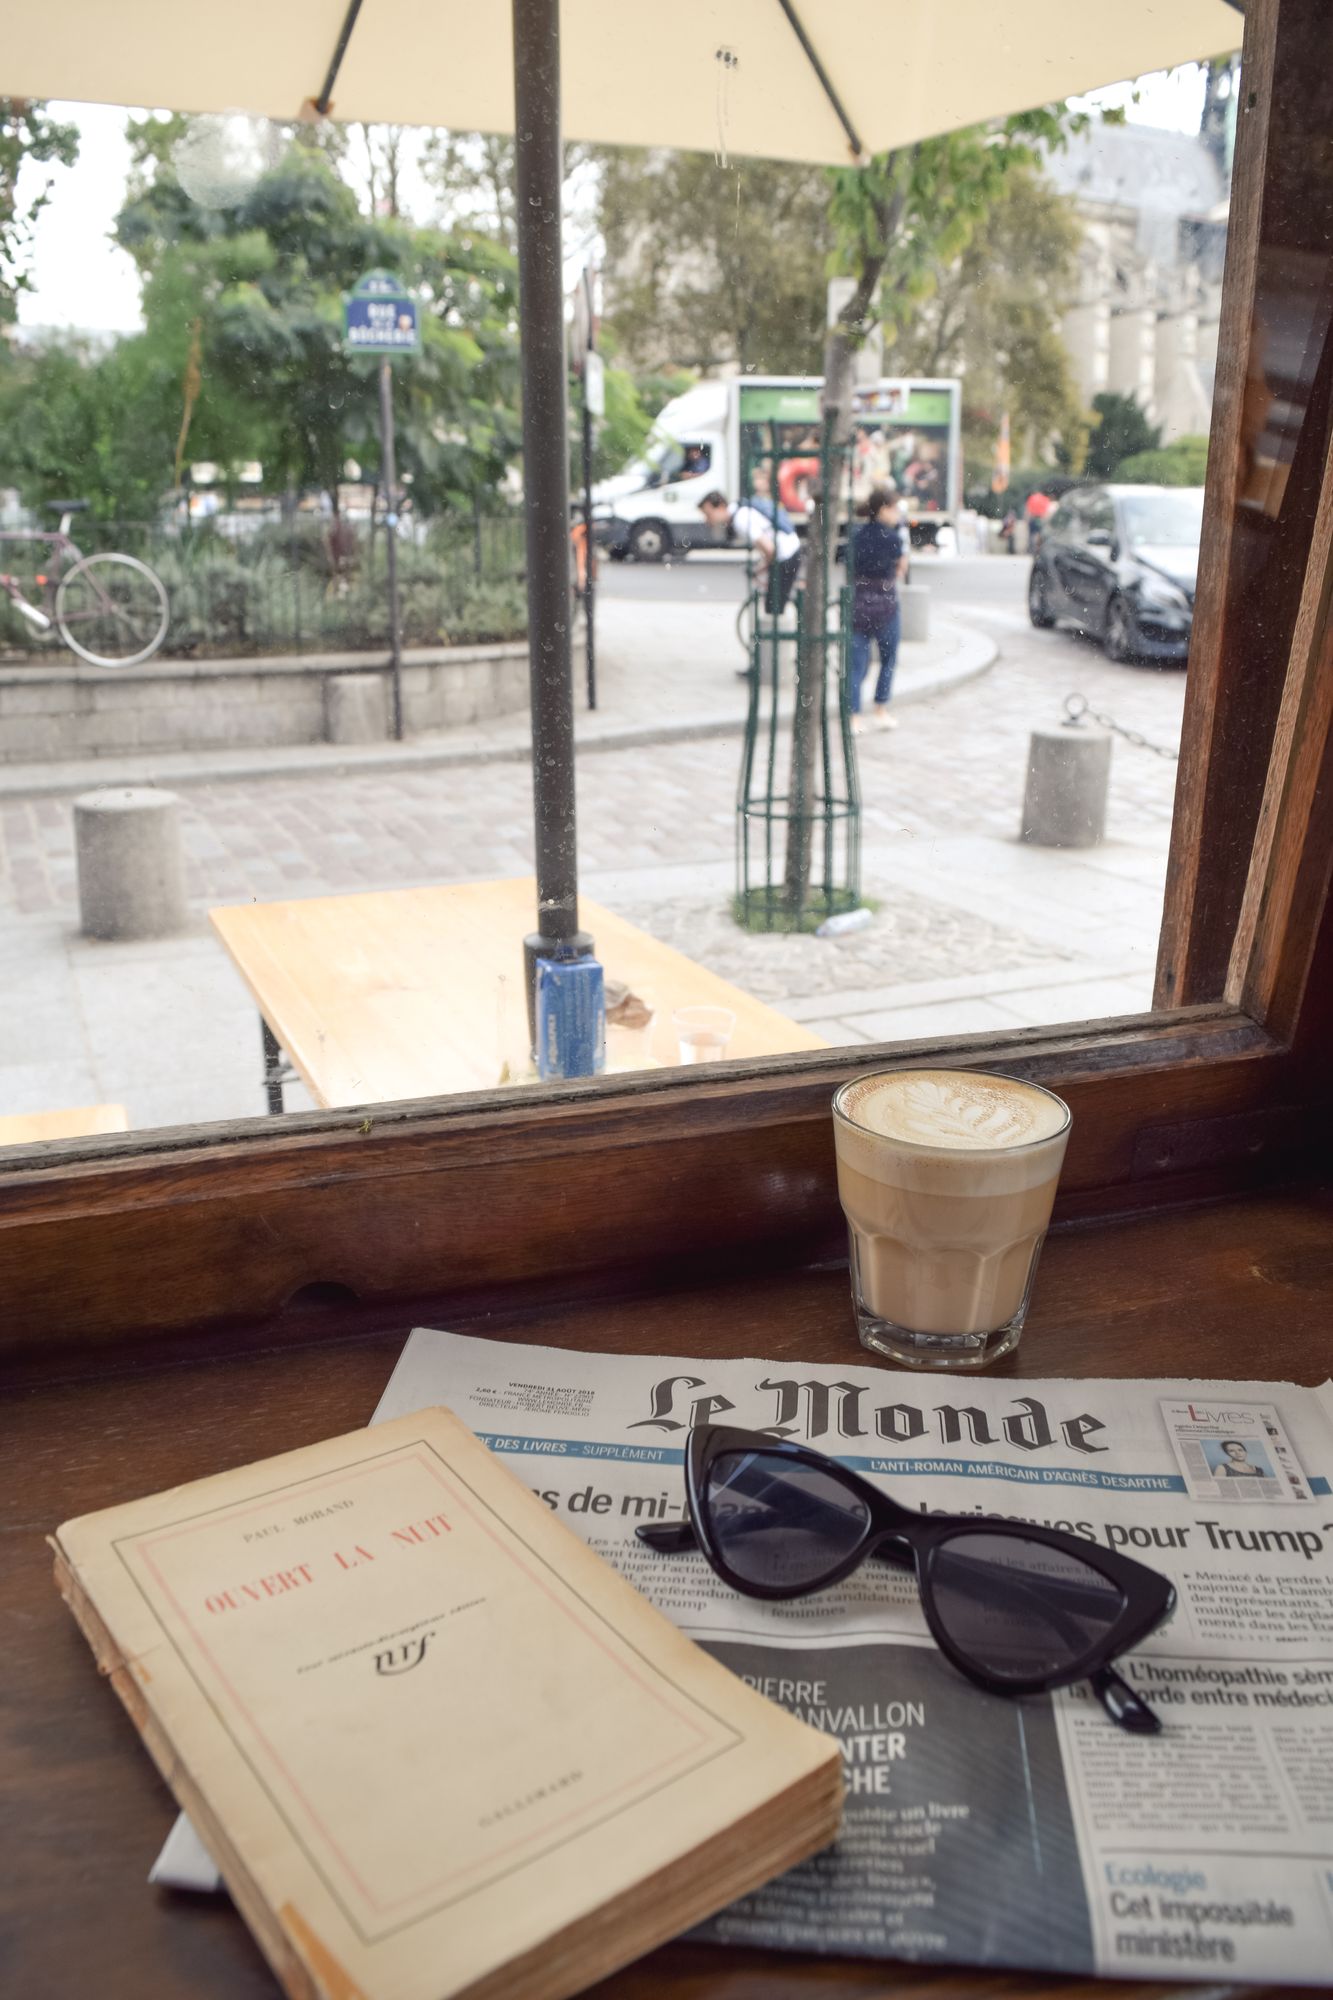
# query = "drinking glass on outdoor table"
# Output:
<box><xmin>673</xmin><ymin>1004</ymin><xmax>736</xmax><ymax>1065</ymax></box>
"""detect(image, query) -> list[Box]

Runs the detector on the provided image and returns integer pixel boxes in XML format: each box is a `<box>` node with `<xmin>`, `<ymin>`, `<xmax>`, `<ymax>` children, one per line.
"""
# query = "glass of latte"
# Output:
<box><xmin>832</xmin><ymin>1068</ymin><xmax>1071</xmax><ymax>1369</ymax></box>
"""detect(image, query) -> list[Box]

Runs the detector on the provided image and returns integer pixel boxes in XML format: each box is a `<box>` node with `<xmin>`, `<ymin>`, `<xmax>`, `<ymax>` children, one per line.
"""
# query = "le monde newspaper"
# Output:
<box><xmin>75</xmin><ymin>1331</ymin><xmax>1333</xmax><ymax>1989</ymax></box>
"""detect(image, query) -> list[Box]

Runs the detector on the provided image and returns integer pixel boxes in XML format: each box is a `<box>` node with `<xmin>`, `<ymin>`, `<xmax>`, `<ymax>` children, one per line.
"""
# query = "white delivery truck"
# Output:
<box><xmin>591</xmin><ymin>375</ymin><xmax>961</xmax><ymax>561</ymax></box>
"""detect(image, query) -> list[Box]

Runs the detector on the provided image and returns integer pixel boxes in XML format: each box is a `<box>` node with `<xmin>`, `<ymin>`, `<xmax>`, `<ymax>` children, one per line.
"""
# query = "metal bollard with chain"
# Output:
<box><xmin>1062</xmin><ymin>692</ymin><xmax>1179</xmax><ymax>761</ymax></box>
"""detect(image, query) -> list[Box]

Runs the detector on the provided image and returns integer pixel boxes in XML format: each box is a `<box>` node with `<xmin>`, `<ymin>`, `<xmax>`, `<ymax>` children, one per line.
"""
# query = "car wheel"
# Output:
<box><xmin>1028</xmin><ymin>564</ymin><xmax>1056</xmax><ymax>629</ymax></box>
<box><xmin>628</xmin><ymin>519</ymin><xmax>670</xmax><ymax>563</ymax></box>
<box><xmin>1103</xmin><ymin>595</ymin><xmax>1135</xmax><ymax>664</ymax></box>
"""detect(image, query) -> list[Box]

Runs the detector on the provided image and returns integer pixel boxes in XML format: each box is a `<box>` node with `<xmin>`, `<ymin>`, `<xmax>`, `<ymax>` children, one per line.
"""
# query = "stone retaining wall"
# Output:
<box><xmin>0</xmin><ymin>642</ymin><xmax>529</xmax><ymax>763</ymax></box>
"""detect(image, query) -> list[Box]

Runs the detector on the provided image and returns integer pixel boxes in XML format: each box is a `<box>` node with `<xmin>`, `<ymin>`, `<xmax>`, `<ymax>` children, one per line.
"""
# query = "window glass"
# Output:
<box><xmin>635</xmin><ymin>435</ymin><xmax>687</xmax><ymax>483</ymax></box>
<box><xmin>1120</xmin><ymin>489</ymin><xmax>1205</xmax><ymax>546</ymax></box>
<box><xmin>0</xmin><ymin>31</ymin><xmax>1244</xmax><ymax>1145</ymax></box>
<box><xmin>1085</xmin><ymin>495</ymin><xmax>1117</xmax><ymax>538</ymax></box>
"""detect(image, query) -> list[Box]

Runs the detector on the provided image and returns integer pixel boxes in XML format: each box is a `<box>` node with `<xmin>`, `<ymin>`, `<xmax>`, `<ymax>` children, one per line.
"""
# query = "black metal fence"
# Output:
<box><xmin>0</xmin><ymin>509</ymin><xmax>528</xmax><ymax>659</ymax></box>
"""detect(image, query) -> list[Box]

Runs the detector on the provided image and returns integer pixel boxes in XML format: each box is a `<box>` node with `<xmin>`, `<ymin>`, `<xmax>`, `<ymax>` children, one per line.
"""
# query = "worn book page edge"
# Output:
<box><xmin>54</xmin><ymin>1542</ymin><xmax>840</xmax><ymax>2000</ymax></box>
<box><xmin>55</xmin><ymin>1407</ymin><xmax>842</xmax><ymax>2000</ymax></box>
<box><xmin>53</xmin><ymin>1544</ymin><xmax>319</xmax><ymax>2000</ymax></box>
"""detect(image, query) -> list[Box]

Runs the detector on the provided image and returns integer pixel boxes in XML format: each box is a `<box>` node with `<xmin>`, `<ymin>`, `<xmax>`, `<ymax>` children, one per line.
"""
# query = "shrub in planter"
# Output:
<box><xmin>156</xmin><ymin>551</ymin><xmax>268</xmax><ymax>655</ymax></box>
<box><xmin>152</xmin><ymin>541</ymin><xmax>525</xmax><ymax>656</ymax></box>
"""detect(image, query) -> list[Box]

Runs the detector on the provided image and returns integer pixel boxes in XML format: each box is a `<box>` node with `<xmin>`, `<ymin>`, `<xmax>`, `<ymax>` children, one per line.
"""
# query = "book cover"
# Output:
<box><xmin>53</xmin><ymin>1404</ymin><xmax>842</xmax><ymax>2000</ymax></box>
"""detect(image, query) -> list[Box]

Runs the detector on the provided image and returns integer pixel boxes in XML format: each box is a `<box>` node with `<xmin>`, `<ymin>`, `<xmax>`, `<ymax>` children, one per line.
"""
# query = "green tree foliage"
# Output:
<box><xmin>775</xmin><ymin>107</ymin><xmax>1084</xmax><ymax>912</ymax></box>
<box><xmin>1</xmin><ymin>125</ymin><xmax>522</xmax><ymax>524</ymax></box>
<box><xmin>122</xmin><ymin>141</ymin><xmax>523</xmax><ymax>514</ymax></box>
<box><xmin>574</xmin><ymin>356</ymin><xmax>696</xmax><ymax>488</ymax></box>
<box><xmin>0</xmin><ymin>297</ymin><xmax>267</xmax><ymax>524</ymax></box>
<box><xmin>1084</xmin><ymin>392</ymin><xmax>1162</xmax><ymax>479</ymax></box>
<box><xmin>421</xmin><ymin>132</ymin><xmax>521</xmax><ymax>250</ymax></box>
<box><xmin>0</xmin><ymin>341</ymin><xmax>103</xmax><ymax>506</ymax></box>
<box><xmin>420</xmin><ymin>130</ymin><xmax>596</xmax><ymax>259</ymax></box>
<box><xmin>827</xmin><ymin>108</ymin><xmax>1087</xmax><ymax>373</ymax></box>
<box><xmin>888</xmin><ymin>168</ymin><xmax>1086</xmax><ymax>468</ymax></box>
<box><xmin>1117</xmin><ymin>435</ymin><xmax>1210</xmax><ymax>486</ymax></box>
<box><xmin>0</xmin><ymin>99</ymin><xmax>78</xmax><ymax>323</ymax></box>
<box><xmin>597</xmin><ymin>149</ymin><xmax>833</xmax><ymax>375</ymax></box>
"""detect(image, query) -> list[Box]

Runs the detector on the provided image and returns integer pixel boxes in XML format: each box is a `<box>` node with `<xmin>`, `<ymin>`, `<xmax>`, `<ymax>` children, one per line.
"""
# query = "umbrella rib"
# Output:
<box><xmin>313</xmin><ymin>0</ymin><xmax>366</xmax><ymax>115</ymax></box>
<box><xmin>772</xmin><ymin>0</ymin><xmax>865</xmax><ymax>162</ymax></box>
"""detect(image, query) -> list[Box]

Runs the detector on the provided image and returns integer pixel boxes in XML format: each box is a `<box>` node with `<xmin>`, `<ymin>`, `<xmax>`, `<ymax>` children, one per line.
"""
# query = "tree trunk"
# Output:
<box><xmin>781</xmin><ymin>260</ymin><xmax>885</xmax><ymax>912</ymax></box>
<box><xmin>172</xmin><ymin>318</ymin><xmax>203</xmax><ymax>490</ymax></box>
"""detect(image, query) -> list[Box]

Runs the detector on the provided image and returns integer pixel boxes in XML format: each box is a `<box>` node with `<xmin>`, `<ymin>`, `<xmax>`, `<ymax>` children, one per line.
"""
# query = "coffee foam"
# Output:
<box><xmin>842</xmin><ymin>1070</ymin><xmax>1066</xmax><ymax>1150</ymax></box>
<box><xmin>835</xmin><ymin>1069</ymin><xmax>1069</xmax><ymax>1196</ymax></box>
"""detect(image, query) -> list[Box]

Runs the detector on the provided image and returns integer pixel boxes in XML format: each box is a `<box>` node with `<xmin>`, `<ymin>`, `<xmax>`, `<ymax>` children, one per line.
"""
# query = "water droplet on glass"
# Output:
<box><xmin>172</xmin><ymin>112</ymin><xmax>280</xmax><ymax>209</ymax></box>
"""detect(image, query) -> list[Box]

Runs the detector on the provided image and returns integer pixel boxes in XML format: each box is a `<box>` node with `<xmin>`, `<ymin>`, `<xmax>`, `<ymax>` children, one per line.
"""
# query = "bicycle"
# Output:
<box><xmin>0</xmin><ymin>501</ymin><xmax>170</xmax><ymax>668</ymax></box>
<box><xmin>735</xmin><ymin>579</ymin><xmax>812</xmax><ymax>660</ymax></box>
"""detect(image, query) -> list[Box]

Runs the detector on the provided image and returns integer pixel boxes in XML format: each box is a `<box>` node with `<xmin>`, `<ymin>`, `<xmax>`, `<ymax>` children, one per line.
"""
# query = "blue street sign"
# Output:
<box><xmin>343</xmin><ymin>269</ymin><xmax>419</xmax><ymax>354</ymax></box>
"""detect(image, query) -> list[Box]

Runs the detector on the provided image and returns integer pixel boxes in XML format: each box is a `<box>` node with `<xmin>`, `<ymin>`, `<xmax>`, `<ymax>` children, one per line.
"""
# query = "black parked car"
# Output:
<box><xmin>1028</xmin><ymin>484</ymin><xmax>1203</xmax><ymax>664</ymax></box>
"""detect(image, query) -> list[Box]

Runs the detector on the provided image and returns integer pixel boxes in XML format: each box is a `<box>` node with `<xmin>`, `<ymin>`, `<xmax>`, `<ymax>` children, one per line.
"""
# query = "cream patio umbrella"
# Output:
<box><xmin>7</xmin><ymin>3</ymin><xmax>1242</xmax><ymax>170</ymax></box>
<box><xmin>8</xmin><ymin>0</ymin><xmax>1243</xmax><ymax>989</ymax></box>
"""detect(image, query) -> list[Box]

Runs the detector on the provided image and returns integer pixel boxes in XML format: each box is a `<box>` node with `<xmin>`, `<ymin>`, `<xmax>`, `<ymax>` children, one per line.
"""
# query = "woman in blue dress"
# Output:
<box><xmin>849</xmin><ymin>485</ymin><xmax>909</xmax><ymax>734</ymax></box>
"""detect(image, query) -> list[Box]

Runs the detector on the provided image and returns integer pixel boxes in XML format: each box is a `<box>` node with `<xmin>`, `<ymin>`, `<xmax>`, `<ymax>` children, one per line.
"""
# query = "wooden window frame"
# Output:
<box><xmin>4</xmin><ymin>0</ymin><xmax>1333</xmax><ymax>1357</ymax></box>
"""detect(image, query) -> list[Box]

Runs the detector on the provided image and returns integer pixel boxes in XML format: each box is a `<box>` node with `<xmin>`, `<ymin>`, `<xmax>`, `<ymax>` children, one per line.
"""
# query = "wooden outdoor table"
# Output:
<box><xmin>0</xmin><ymin>1101</ymin><xmax>128</xmax><ymax>1146</ymax></box>
<box><xmin>5</xmin><ymin>1181</ymin><xmax>1332</xmax><ymax>2000</ymax></box>
<box><xmin>210</xmin><ymin>877</ymin><xmax>827</xmax><ymax>1110</ymax></box>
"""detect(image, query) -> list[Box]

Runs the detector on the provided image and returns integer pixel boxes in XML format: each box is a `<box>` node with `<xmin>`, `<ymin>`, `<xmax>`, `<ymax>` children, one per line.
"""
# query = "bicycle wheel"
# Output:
<box><xmin>55</xmin><ymin>552</ymin><xmax>169</xmax><ymax>667</ymax></box>
<box><xmin>736</xmin><ymin>591</ymin><xmax>756</xmax><ymax>656</ymax></box>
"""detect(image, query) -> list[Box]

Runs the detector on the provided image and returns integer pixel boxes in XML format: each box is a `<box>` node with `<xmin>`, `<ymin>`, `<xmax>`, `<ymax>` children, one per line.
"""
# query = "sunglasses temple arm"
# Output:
<box><xmin>635</xmin><ymin>1518</ymin><xmax>699</xmax><ymax>1552</ymax></box>
<box><xmin>1091</xmin><ymin>1664</ymin><xmax>1161</xmax><ymax>1734</ymax></box>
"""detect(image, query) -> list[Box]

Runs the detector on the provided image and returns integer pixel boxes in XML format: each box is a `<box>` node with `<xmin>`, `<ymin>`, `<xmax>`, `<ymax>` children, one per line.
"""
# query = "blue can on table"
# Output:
<box><xmin>535</xmin><ymin>952</ymin><xmax>606</xmax><ymax>1080</ymax></box>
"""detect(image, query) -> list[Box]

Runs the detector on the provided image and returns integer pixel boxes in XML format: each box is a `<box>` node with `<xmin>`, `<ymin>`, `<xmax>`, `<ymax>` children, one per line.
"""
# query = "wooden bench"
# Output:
<box><xmin>0</xmin><ymin>1103</ymin><xmax>129</xmax><ymax>1147</ymax></box>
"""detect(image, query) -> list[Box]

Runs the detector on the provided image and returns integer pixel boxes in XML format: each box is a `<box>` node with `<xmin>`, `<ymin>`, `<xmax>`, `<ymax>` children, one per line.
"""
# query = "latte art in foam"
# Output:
<box><xmin>843</xmin><ymin>1069</ymin><xmax>1066</xmax><ymax>1151</ymax></box>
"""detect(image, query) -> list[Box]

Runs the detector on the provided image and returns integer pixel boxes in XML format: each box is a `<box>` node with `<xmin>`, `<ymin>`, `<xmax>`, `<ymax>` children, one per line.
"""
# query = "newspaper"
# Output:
<box><xmin>155</xmin><ymin>1330</ymin><xmax>1333</xmax><ymax>1984</ymax></box>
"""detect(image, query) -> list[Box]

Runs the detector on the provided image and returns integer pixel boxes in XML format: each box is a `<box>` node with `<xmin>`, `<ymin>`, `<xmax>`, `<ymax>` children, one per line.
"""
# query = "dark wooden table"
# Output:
<box><xmin>6</xmin><ymin>1182</ymin><xmax>1333</xmax><ymax>1999</ymax></box>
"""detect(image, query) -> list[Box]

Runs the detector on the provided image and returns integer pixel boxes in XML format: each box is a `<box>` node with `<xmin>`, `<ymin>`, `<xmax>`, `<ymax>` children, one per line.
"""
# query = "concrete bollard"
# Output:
<box><xmin>1021</xmin><ymin>726</ymin><xmax>1112</xmax><ymax>848</ymax></box>
<box><xmin>326</xmin><ymin>672</ymin><xmax>388</xmax><ymax>745</ymax></box>
<box><xmin>899</xmin><ymin>582</ymin><xmax>930</xmax><ymax>643</ymax></box>
<box><xmin>74</xmin><ymin>787</ymin><xmax>188</xmax><ymax>940</ymax></box>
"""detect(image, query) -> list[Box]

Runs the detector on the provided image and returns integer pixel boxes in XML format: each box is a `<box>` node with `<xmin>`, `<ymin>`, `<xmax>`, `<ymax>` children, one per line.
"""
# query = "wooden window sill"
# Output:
<box><xmin>6</xmin><ymin>1178</ymin><xmax>1331</xmax><ymax>1999</ymax></box>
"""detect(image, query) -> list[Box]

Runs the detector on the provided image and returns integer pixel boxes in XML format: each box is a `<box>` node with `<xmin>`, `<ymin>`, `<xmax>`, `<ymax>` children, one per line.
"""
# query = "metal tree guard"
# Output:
<box><xmin>735</xmin><ymin>422</ymin><xmax>861</xmax><ymax>930</ymax></box>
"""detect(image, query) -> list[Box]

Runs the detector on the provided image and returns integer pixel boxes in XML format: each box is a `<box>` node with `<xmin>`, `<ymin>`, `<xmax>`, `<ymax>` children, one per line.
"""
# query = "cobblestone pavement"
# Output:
<box><xmin>0</xmin><ymin>562</ymin><xmax>1188</xmax><ymax>1126</ymax></box>
<box><xmin>0</xmin><ymin>603</ymin><xmax>1182</xmax><ymax>920</ymax></box>
<box><xmin>616</xmin><ymin>888</ymin><xmax>1066</xmax><ymax>1005</ymax></box>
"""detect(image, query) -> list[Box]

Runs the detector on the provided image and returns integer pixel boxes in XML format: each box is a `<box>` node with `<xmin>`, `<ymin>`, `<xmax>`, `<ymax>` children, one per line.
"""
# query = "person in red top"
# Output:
<box><xmin>1025</xmin><ymin>488</ymin><xmax>1053</xmax><ymax>553</ymax></box>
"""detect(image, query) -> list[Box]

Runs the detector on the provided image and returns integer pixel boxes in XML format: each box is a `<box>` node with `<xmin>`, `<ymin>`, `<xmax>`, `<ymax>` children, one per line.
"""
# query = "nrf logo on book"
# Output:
<box><xmin>375</xmin><ymin>1632</ymin><xmax>435</xmax><ymax>1676</ymax></box>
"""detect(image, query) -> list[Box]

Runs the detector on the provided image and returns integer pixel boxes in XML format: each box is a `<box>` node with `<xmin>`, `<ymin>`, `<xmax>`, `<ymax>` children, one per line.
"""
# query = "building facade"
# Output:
<box><xmin>1045</xmin><ymin>110</ymin><xmax>1232</xmax><ymax>444</ymax></box>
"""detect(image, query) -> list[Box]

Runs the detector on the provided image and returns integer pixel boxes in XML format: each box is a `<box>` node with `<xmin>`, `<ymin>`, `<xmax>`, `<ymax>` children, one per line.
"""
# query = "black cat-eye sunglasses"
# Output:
<box><xmin>637</xmin><ymin>1425</ymin><xmax>1175</xmax><ymax>1734</ymax></box>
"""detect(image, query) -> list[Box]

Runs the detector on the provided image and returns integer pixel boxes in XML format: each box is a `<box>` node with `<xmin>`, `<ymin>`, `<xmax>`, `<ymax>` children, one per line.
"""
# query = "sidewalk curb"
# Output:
<box><xmin>0</xmin><ymin>621</ymin><xmax>996</xmax><ymax>800</ymax></box>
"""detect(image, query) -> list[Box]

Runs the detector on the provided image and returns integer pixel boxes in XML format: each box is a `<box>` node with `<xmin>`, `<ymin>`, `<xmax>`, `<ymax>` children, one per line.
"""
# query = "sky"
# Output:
<box><xmin>15</xmin><ymin>65</ymin><xmax>1217</xmax><ymax>339</ymax></box>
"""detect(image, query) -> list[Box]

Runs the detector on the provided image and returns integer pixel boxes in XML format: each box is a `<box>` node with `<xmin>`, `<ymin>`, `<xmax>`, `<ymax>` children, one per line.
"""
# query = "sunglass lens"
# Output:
<box><xmin>927</xmin><ymin>1532</ymin><xmax>1127</xmax><ymax>1682</ymax></box>
<box><xmin>705</xmin><ymin>1451</ymin><xmax>872</xmax><ymax>1590</ymax></box>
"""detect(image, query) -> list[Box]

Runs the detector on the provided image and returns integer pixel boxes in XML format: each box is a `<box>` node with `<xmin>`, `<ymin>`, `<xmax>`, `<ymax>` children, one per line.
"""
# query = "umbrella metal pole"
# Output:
<box><xmin>514</xmin><ymin>0</ymin><xmax>591</xmax><ymax>1048</ymax></box>
<box><xmin>378</xmin><ymin>356</ymin><xmax>404</xmax><ymax>741</ymax></box>
<box><xmin>582</xmin><ymin>386</ymin><xmax>596</xmax><ymax>711</ymax></box>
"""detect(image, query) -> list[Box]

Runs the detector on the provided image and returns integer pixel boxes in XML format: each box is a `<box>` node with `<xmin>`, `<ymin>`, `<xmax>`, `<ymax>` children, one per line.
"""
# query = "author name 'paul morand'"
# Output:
<box><xmin>201</xmin><ymin>1506</ymin><xmax>452</xmax><ymax>1617</ymax></box>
